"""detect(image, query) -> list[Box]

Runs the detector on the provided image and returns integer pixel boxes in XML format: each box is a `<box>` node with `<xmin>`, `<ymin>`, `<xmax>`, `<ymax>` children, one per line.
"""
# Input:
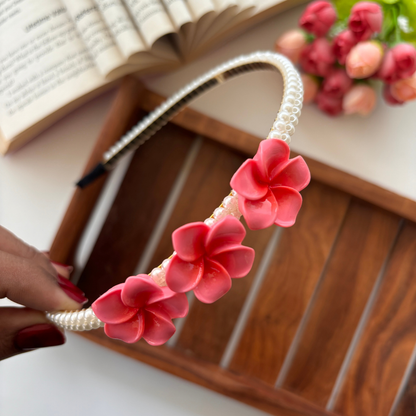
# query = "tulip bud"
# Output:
<box><xmin>346</xmin><ymin>41</ymin><xmax>383</xmax><ymax>79</ymax></box>
<box><xmin>343</xmin><ymin>84</ymin><xmax>377</xmax><ymax>115</ymax></box>
<box><xmin>274</xmin><ymin>30</ymin><xmax>307</xmax><ymax>64</ymax></box>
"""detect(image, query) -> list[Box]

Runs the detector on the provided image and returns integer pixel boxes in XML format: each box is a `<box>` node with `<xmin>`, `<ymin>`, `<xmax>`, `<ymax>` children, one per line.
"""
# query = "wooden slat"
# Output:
<box><xmin>141</xmin><ymin>89</ymin><xmax>416</xmax><ymax>225</ymax></box>
<box><xmin>50</xmin><ymin>76</ymin><xmax>145</xmax><ymax>265</ymax></box>
<box><xmin>334</xmin><ymin>221</ymin><xmax>416</xmax><ymax>416</ymax></box>
<box><xmin>77</xmin><ymin>124</ymin><xmax>194</xmax><ymax>304</ymax></box>
<box><xmin>394</xmin><ymin>364</ymin><xmax>416</xmax><ymax>416</ymax></box>
<box><xmin>282</xmin><ymin>200</ymin><xmax>400</xmax><ymax>406</ymax></box>
<box><xmin>79</xmin><ymin>329</ymin><xmax>338</xmax><ymax>416</ymax></box>
<box><xmin>229</xmin><ymin>181</ymin><xmax>350</xmax><ymax>385</ymax></box>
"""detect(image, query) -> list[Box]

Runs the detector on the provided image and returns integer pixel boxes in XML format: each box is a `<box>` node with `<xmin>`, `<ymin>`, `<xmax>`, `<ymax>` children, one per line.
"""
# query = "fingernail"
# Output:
<box><xmin>57</xmin><ymin>275</ymin><xmax>88</xmax><ymax>304</ymax></box>
<box><xmin>15</xmin><ymin>324</ymin><xmax>66</xmax><ymax>351</ymax></box>
<box><xmin>51</xmin><ymin>261</ymin><xmax>74</xmax><ymax>273</ymax></box>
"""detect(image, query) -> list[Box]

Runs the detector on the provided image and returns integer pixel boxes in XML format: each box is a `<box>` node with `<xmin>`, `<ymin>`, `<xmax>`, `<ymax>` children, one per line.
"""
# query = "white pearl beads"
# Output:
<box><xmin>46</xmin><ymin>308</ymin><xmax>103</xmax><ymax>331</ymax></box>
<box><xmin>49</xmin><ymin>52</ymin><xmax>303</xmax><ymax>332</ymax></box>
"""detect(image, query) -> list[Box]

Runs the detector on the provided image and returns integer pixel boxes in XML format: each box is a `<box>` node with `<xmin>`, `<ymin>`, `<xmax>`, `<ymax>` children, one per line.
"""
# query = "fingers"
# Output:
<box><xmin>0</xmin><ymin>307</ymin><xmax>65</xmax><ymax>361</ymax></box>
<box><xmin>0</xmin><ymin>226</ymin><xmax>39</xmax><ymax>259</ymax></box>
<box><xmin>0</xmin><ymin>250</ymin><xmax>86</xmax><ymax>311</ymax></box>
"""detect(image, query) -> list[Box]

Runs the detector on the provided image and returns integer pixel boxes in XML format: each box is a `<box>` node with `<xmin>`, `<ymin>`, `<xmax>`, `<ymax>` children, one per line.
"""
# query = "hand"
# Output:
<box><xmin>0</xmin><ymin>226</ymin><xmax>87</xmax><ymax>360</ymax></box>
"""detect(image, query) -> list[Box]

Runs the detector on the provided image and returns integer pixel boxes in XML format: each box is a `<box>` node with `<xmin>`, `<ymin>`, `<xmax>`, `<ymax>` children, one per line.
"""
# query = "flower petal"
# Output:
<box><xmin>104</xmin><ymin>311</ymin><xmax>145</xmax><ymax>343</ymax></box>
<box><xmin>142</xmin><ymin>307</ymin><xmax>176</xmax><ymax>346</ymax></box>
<box><xmin>122</xmin><ymin>274</ymin><xmax>163</xmax><ymax>308</ymax></box>
<box><xmin>172</xmin><ymin>222</ymin><xmax>210</xmax><ymax>262</ymax></box>
<box><xmin>254</xmin><ymin>139</ymin><xmax>290</xmax><ymax>180</ymax></box>
<box><xmin>270</xmin><ymin>186</ymin><xmax>303</xmax><ymax>227</ymax></box>
<box><xmin>193</xmin><ymin>258</ymin><xmax>232</xmax><ymax>304</ymax></box>
<box><xmin>272</xmin><ymin>156</ymin><xmax>311</xmax><ymax>191</ymax></box>
<box><xmin>230</xmin><ymin>159</ymin><xmax>268</xmax><ymax>200</ymax></box>
<box><xmin>238</xmin><ymin>191</ymin><xmax>278</xmax><ymax>230</ymax></box>
<box><xmin>156</xmin><ymin>291</ymin><xmax>189</xmax><ymax>318</ymax></box>
<box><xmin>165</xmin><ymin>254</ymin><xmax>204</xmax><ymax>293</ymax></box>
<box><xmin>92</xmin><ymin>284</ymin><xmax>137</xmax><ymax>324</ymax></box>
<box><xmin>211</xmin><ymin>245</ymin><xmax>255</xmax><ymax>278</ymax></box>
<box><xmin>205</xmin><ymin>216</ymin><xmax>246</xmax><ymax>256</ymax></box>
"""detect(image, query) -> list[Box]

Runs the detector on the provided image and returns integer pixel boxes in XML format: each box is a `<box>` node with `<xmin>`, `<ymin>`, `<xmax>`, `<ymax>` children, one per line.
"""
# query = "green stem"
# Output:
<box><xmin>392</xmin><ymin>5</ymin><xmax>402</xmax><ymax>44</ymax></box>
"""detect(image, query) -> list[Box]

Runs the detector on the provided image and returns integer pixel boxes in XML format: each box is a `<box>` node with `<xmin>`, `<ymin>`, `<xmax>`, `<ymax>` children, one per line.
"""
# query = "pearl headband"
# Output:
<box><xmin>47</xmin><ymin>52</ymin><xmax>310</xmax><ymax>345</ymax></box>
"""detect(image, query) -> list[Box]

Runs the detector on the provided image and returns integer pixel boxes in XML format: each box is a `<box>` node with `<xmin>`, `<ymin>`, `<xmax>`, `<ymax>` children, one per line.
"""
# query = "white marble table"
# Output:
<box><xmin>1</xmin><ymin>4</ymin><xmax>415</xmax><ymax>416</ymax></box>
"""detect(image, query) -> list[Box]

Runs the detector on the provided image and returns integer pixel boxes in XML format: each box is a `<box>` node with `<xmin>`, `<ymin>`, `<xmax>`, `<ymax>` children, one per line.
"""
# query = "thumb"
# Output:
<box><xmin>0</xmin><ymin>307</ymin><xmax>65</xmax><ymax>361</ymax></box>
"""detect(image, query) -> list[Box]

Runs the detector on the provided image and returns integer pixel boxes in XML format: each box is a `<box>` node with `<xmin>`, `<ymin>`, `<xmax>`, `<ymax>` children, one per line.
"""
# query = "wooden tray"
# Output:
<box><xmin>50</xmin><ymin>77</ymin><xmax>416</xmax><ymax>416</ymax></box>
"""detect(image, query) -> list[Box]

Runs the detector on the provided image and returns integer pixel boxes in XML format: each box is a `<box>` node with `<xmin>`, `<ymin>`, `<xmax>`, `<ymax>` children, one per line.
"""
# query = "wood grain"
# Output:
<box><xmin>334</xmin><ymin>221</ymin><xmax>416</xmax><ymax>416</ymax></box>
<box><xmin>282</xmin><ymin>200</ymin><xmax>401</xmax><ymax>406</ymax></box>
<box><xmin>394</xmin><ymin>364</ymin><xmax>416</xmax><ymax>416</ymax></box>
<box><xmin>141</xmin><ymin>89</ymin><xmax>416</xmax><ymax>224</ymax></box>
<box><xmin>49</xmin><ymin>76</ymin><xmax>145</xmax><ymax>265</ymax></box>
<box><xmin>77</xmin><ymin>123</ymin><xmax>194</xmax><ymax>304</ymax></box>
<box><xmin>228</xmin><ymin>181</ymin><xmax>350</xmax><ymax>385</ymax></box>
<box><xmin>79</xmin><ymin>329</ymin><xmax>337</xmax><ymax>416</ymax></box>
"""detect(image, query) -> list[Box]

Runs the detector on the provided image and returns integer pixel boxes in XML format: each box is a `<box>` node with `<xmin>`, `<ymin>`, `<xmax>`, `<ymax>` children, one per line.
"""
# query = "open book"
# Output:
<box><xmin>0</xmin><ymin>0</ymin><xmax>301</xmax><ymax>154</ymax></box>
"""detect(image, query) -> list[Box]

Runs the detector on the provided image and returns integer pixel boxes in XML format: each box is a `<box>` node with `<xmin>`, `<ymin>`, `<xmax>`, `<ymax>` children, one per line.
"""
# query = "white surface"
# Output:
<box><xmin>1</xmin><ymin>4</ymin><xmax>416</xmax><ymax>416</ymax></box>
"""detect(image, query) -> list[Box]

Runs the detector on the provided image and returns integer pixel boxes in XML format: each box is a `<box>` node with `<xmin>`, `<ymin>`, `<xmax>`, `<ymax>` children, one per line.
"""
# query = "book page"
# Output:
<box><xmin>62</xmin><ymin>0</ymin><xmax>127</xmax><ymax>77</ymax></box>
<box><xmin>161</xmin><ymin>0</ymin><xmax>192</xmax><ymax>30</ymax></box>
<box><xmin>123</xmin><ymin>0</ymin><xmax>176</xmax><ymax>47</ymax></box>
<box><xmin>0</xmin><ymin>0</ymin><xmax>106</xmax><ymax>141</ymax></box>
<box><xmin>94</xmin><ymin>0</ymin><xmax>147</xmax><ymax>59</ymax></box>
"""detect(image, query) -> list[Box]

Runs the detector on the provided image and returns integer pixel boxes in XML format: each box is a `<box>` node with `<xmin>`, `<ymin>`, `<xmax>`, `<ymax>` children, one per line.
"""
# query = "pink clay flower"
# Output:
<box><xmin>299</xmin><ymin>1</ymin><xmax>337</xmax><ymax>37</ymax></box>
<box><xmin>346</xmin><ymin>41</ymin><xmax>383</xmax><ymax>79</ymax></box>
<box><xmin>274</xmin><ymin>29</ymin><xmax>307</xmax><ymax>64</ymax></box>
<box><xmin>92</xmin><ymin>275</ymin><xmax>188</xmax><ymax>344</ymax></box>
<box><xmin>348</xmin><ymin>2</ymin><xmax>382</xmax><ymax>42</ymax></box>
<box><xmin>230</xmin><ymin>140</ymin><xmax>310</xmax><ymax>230</ymax></box>
<box><xmin>343</xmin><ymin>84</ymin><xmax>377</xmax><ymax>115</ymax></box>
<box><xmin>165</xmin><ymin>216</ymin><xmax>255</xmax><ymax>304</ymax></box>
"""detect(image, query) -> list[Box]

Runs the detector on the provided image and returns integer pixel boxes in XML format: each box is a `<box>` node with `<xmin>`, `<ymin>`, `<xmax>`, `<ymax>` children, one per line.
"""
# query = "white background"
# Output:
<box><xmin>1</xmin><ymin>4</ymin><xmax>416</xmax><ymax>415</ymax></box>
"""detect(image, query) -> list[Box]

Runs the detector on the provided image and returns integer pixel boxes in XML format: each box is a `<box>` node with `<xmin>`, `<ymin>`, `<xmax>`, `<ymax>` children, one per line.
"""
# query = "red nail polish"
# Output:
<box><xmin>15</xmin><ymin>324</ymin><xmax>66</xmax><ymax>351</ymax></box>
<box><xmin>57</xmin><ymin>275</ymin><xmax>87</xmax><ymax>304</ymax></box>
<box><xmin>51</xmin><ymin>260</ymin><xmax>74</xmax><ymax>272</ymax></box>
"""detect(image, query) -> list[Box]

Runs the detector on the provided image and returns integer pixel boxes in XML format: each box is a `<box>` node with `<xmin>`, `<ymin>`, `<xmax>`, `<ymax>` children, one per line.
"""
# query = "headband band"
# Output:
<box><xmin>47</xmin><ymin>51</ymin><xmax>310</xmax><ymax>346</ymax></box>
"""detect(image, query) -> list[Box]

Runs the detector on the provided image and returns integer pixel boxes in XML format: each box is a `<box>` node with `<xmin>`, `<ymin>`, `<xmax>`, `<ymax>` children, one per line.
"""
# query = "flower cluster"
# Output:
<box><xmin>92</xmin><ymin>139</ymin><xmax>311</xmax><ymax>345</ymax></box>
<box><xmin>275</xmin><ymin>1</ymin><xmax>416</xmax><ymax>116</ymax></box>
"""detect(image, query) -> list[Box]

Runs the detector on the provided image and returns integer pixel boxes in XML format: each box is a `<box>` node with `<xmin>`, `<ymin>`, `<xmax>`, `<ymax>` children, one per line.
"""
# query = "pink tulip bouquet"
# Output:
<box><xmin>275</xmin><ymin>0</ymin><xmax>416</xmax><ymax>116</ymax></box>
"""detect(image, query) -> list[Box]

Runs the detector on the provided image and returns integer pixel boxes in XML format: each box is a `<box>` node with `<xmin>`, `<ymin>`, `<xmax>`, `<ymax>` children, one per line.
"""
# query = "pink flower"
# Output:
<box><xmin>322</xmin><ymin>69</ymin><xmax>353</xmax><ymax>98</ymax></box>
<box><xmin>299</xmin><ymin>1</ymin><xmax>337</xmax><ymax>37</ymax></box>
<box><xmin>391</xmin><ymin>73</ymin><xmax>416</xmax><ymax>102</ymax></box>
<box><xmin>300</xmin><ymin>38</ymin><xmax>335</xmax><ymax>77</ymax></box>
<box><xmin>165</xmin><ymin>216</ymin><xmax>255</xmax><ymax>304</ymax></box>
<box><xmin>92</xmin><ymin>275</ymin><xmax>188</xmax><ymax>344</ymax></box>
<box><xmin>343</xmin><ymin>84</ymin><xmax>376</xmax><ymax>115</ymax></box>
<box><xmin>333</xmin><ymin>30</ymin><xmax>357</xmax><ymax>65</ymax></box>
<box><xmin>346</xmin><ymin>41</ymin><xmax>383</xmax><ymax>79</ymax></box>
<box><xmin>274</xmin><ymin>30</ymin><xmax>307</xmax><ymax>64</ymax></box>
<box><xmin>348</xmin><ymin>2</ymin><xmax>382</xmax><ymax>41</ymax></box>
<box><xmin>230</xmin><ymin>140</ymin><xmax>310</xmax><ymax>230</ymax></box>
<box><xmin>383</xmin><ymin>84</ymin><xmax>404</xmax><ymax>105</ymax></box>
<box><xmin>377</xmin><ymin>44</ymin><xmax>416</xmax><ymax>84</ymax></box>
<box><xmin>315</xmin><ymin>90</ymin><xmax>343</xmax><ymax>116</ymax></box>
<box><xmin>301</xmin><ymin>73</ymin><xmax>319</xmax><ymax>104</ymax></box>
